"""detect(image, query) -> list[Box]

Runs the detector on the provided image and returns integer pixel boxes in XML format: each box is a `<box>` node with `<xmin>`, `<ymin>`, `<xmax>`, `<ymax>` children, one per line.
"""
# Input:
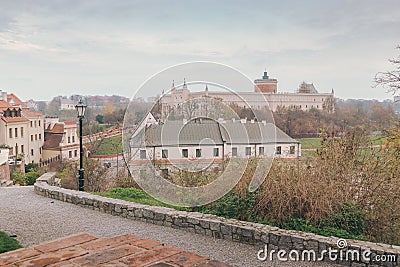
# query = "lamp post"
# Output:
<box><xmin>75</xmin><ymin>98</ymin><xmax>87</xmax><ymax>191</ymax></box>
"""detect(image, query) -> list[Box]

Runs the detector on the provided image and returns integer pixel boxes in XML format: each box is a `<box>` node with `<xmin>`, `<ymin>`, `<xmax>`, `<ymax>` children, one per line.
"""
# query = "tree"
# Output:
<box><xmin>374</xmin><ymin>45</ymin><xmax>400</xmax><ymax>96</ymax></box>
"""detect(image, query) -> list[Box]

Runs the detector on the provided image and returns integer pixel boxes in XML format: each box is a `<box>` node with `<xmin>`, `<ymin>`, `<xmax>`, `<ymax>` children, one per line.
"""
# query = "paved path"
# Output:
<box><xmin>0</xmin><ymin>187</ymin><xmax>339</xmax><ymax>267</ymax></box>
<box><xmin>0</xmin><ymin>233</ymin><xmax>231</xmax><ymax>266</ymax></box>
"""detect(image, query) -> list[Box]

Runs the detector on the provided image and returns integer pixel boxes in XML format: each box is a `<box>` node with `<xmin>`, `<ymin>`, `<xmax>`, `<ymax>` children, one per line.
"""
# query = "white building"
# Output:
<box><xmin>43</xmin><ymin>118</ymin><xmax>80</xmax><ymax>161</ymax></box>
<box><xmin>0</xmin><ymin>91</ymin><xmax>44</xmax><ymax>164</ymax></box>
<box><xmin>160</xmin><ymin>72</ymin><xmax>335</xmax><ymax>120</ymax></box>
<box><xmin>129</xmin><ymin>113</ymin><xmax>300</xmax><ymax>173</ymax></box>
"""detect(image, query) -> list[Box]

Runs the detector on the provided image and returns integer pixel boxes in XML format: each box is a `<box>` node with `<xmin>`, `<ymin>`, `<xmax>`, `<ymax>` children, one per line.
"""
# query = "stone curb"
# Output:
<box><xmin>34</xmin><ymin>176</ymin><xmax>400</xmax><ymax>267</ymax></box>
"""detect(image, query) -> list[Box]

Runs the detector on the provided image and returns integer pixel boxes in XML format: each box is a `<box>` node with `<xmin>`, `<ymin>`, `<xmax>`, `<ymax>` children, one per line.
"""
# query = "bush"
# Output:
<box><xmin>0</xmin><ymin>231</ymin><xmax>22</xmax><ymax>253</ymax></box>
<box><xmin>25</xmin><ymin>172</ymin><xmax>40</xmax><ymax>186</ymax></box>
<box><xmin>25</xmin><ymin>163</ymin><xmax>38</xmax><ymax>173</ymax></box>
<box><xmin>11</xmin><ymin>170</ymin><xmax>26</xmax><ymax>186</ymax></box>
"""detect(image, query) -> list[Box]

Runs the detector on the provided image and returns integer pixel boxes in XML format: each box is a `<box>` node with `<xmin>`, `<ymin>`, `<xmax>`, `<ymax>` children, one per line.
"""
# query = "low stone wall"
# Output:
<box><xmin>34</xmin><ymin>175</ymin><xmax>400</xmax><ymax>267</ymax></box>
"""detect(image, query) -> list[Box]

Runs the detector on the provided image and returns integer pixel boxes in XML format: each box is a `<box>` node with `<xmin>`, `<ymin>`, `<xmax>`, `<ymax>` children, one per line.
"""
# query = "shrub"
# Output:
<box><xmin>25</xmin><ymin>172</ymin><xmax>40</xmax><ymax>186</ymax></box>
<box><xmin>0</xmin><ymin>231</ymin><xmax>22</xmax><ymax>253</ymax></box>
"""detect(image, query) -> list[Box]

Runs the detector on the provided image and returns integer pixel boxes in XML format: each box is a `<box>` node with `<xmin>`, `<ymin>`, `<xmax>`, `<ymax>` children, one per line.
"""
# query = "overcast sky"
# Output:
<box><xmin>0</xmin><ymin>0</ymin><xmax>399</xmax><ymax>101</ymax></box>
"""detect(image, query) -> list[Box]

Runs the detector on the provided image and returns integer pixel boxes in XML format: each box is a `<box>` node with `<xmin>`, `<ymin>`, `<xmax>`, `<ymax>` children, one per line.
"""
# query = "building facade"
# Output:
<box><xmin>0</xmin><ymin>91</ymin><xmax>44</xmax><ymax>164</ymax></box>
<box><xmin>43</xmin><ymin>118</ymin><xmax>80</xmax><ymax>161</ymax></box>
<box><xmin>129</xmin><ymin>114</ymin><xmax>301</xmax><ymax>173</ymax></box>
<box><xmin>160</xmin><ymin>71</ymin><xmax>335</xmax><ymax>120</ymax></box>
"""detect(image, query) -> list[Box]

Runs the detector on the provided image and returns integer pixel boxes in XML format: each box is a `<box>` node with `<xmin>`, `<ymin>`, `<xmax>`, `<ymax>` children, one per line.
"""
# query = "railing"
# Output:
<box><xmin>39</xmin><ymin>155</ymin><xmax>61</xmax><ymax>167</ymax></box>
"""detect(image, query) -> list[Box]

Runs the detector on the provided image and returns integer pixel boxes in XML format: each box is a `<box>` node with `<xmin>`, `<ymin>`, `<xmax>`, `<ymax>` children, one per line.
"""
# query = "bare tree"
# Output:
<box><xmin>374</xmin><ymin>45</ymin><xmax>400</xmax><ymax>97</ymax></box>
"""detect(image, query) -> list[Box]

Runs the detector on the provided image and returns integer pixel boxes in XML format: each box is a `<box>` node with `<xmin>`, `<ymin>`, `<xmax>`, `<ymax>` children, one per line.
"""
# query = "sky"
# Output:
<box><xmin>0</xmin><ymin>0</ymin><xmax>399</xmax><ymax>101</ymax></box>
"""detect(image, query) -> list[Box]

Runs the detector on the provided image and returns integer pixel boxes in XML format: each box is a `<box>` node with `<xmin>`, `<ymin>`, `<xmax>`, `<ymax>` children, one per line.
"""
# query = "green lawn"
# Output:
<box><xmin>93</xmin><ymin>187</ymin><xmax>187</xmax><ymax>211</ymax></box>
<box><xmin>0</xmin><ymin>231</ymin><xmax>22</xmax><ymax>254</ymax></box>
<box><xmin>299</xmin><ymin>136</ymin><xmax>386</xmax><ymax>149</ymax></box>
<box><xmin>298</xmin><ymin>138</ymin><xmax>322</xmax><ymax>149</ymax></box>
<box><xmin>92</xmin><ymin>135</ymin><xmax>122</xmax><ymax>155</ymax></box>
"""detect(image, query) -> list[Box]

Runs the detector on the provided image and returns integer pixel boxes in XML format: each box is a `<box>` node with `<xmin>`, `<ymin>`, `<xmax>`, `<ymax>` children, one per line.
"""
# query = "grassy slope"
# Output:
<box><xmin>0</xmin><ymin>231</ymin><xmax>22</xmax><ymax>254</ymax></box>
<box><xmin>92</xmin><ymin>135</ymin><xmax>122</xmax><ymax>156</ymax></box>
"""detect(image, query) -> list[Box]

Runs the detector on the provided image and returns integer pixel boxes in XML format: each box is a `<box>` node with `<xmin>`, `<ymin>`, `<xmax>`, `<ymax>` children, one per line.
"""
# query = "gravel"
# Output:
<box><xmin>0</xmin><ymin>186</ymin><xmax>339</xmax><ymax>267</ymax></box>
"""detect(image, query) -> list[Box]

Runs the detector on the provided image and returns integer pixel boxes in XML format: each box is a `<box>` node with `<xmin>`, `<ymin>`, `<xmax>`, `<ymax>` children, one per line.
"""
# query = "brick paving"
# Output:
<box><xmin>0</xmin><ymin>233</ymin><xmax>232</xmax><ymax>267</ymax></box>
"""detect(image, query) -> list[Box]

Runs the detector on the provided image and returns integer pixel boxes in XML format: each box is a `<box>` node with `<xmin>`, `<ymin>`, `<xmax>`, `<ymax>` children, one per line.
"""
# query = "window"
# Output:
<box><xmin>140</xmin><ymin>150</ymin><xmax>146</xmax><ymax>159</ymax></box>
<box><xmin>39</xmin><ymin>134</ymin><xmax>41</xmax><ymax>140</ymax></box>
<box><xmin>38</xmin><ymin>120</ymin><xmax>41</xmax><ymax>127</ymax></box>
<box><xmin>21</xmin><ymin>145</ymin><xmax>24</xmax><ymax>154</ymax></box>
<box><xmin>68</xmin><ymin>136</ymin><xmax>71</xmax><ymax>143</ymax></box>
<box><xmin>196</xmin><ymin>149</ymin><xmax>201</xmax><ymax>158</ymax></box>
<box><xmin>162</xmin><ymin>149</ymin><xmax>168</xmax><ymax>159</ymax></box>
<box><xmin>290</xmin><ymin>146</ymin><xmax>295</xmax><ymax>154</ymax></box>
<box><xmin>40</xmin><ymin>147</ymin><xmax>42</xmax><ymax>154</ymax></box>
<box><xmin>15</xmin><ymin>128</ymin><xmax>18</xmax><ymax>138</ymax></box>
<box><xmin>182</xmin><ymin>149</ymin><xmax>188</xmax><ymax>158</ymax></box>
<box><xmin>259</xmin><ymin>147</ymin><xmax>264</xmax><ymax>156</ymax></box>
<box><xmin>69</xmin><ymin>151</ymin><xmax>72</xmax><ymax>158</ymax></box>
<box><xmin>31</xmin><ymin>149</ymin><xmax>34</xmax><ymax>156</ymax></box>
<box><xmin>72</xmin><ymin>136</ymin><xmax>75</xmax><ymax>143</ymax></box>
<box><xmin>232</xmin><ymin>147</ymin><xmax>237</xmax><ymax>157</ymax></box>
<box><xmin>35</xmin><ymin>134</ymin><xmax>37</xmax><ymax>140</ymax></box>
<box><xmin>9</xmin><ymin>128</ymin><xmax>12</xmax><ymax>138</ymax></box>
<box><xmin>213</xmin><ymin>147</ymin><xmax>219</xmax><ymax>157</ymax></box>
<box><xmin>20</xmin><ymin>127</ymin><xmax>24</xmax><ymax>137</ymax></box>
<box><xmin>30</xmin><ymin>121</ymin><xmax>33</xmax><ymax>127</ymax></box>
<box><xmin>276</xmin><ymin>146</ymin><xmax>282</xmax><ymax>155</ymax></box>
<box><xmin>74</xmin><ymin>150</ymin><xmax>77</xmax><ymax>157</ymax></box>
<box><xmin>31</xmin><ymin>135</ymin><xmax>33</xmax><ymax>142</ymax></box>
<box><xmin>245</xmin><ymin>147</ymin><xmax>251</xmax><ymax>156</ymax></box>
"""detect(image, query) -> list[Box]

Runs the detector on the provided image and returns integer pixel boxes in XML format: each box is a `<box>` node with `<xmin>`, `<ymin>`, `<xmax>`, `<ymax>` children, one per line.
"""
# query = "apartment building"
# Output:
<box><xmin>0</xmin><ymin>90</ymin><xmax>44</xmax><ymax>164</ymax></box>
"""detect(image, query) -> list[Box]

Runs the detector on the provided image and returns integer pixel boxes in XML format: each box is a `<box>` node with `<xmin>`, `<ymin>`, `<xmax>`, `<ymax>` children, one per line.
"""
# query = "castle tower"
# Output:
<box><xmin>254</xmin><ymin>70</ymin><xmax>278</xmax><ymax>93</ymax></box>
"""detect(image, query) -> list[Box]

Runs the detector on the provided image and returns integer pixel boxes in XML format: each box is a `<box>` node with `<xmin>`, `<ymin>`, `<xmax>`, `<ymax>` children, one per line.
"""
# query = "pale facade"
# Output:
<box><xmin>129</xmin><ymin>115</ymin><xmax>301</xmax><ymax>173</ymax></box>
<box><xmin>160</xmin><ymin>72</ymin><xmax>335</xmax><ymax>120</ymax></box>
<box><xmin>0</xmin><ymin>91</ymin><xmax>44</xmax><ymax>164</ymax></box>
<box><xmin>43</xmin><ymin>119</ymin><xmax>79</xmax><ymax>161</ymax></box>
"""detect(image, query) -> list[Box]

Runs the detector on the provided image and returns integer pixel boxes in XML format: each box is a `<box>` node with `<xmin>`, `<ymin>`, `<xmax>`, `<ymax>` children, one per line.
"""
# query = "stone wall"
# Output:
<box><xmin>34</xmin><ymin>174</ymin><xmax>399</xmax><ymax>267</ymax></box>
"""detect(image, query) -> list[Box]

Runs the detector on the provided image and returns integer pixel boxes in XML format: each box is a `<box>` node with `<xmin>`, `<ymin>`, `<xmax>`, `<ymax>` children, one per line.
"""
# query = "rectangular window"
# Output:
<box><xmin>245</xmin><ymin>147</ymin><xmax>251</xmax><ymax>156</ymax></box>
<box><xmin>196</xmin><ymin>149</ymin><xmax>201</xmax><ymax>158</ymax></box>
<box><xmin>232</xmin><ymin>147</ymin><xmax>237</xmax><ymax>157</ymax></box>
<box><xmin>68</xmin><ymin>136</ymin><xmax>71</xmax><ymax>143</ymax></box>
<box><xmin>30</xmin><ymin>121</ymin><xmax>33</xmax><ymax>127</ymax></box>
<box><xmin>259</xmin><ymin>147</ymin><xmax>264</xmax><ymax>156</ymax></box>
<box><xmin>74</xmin><ymin>150</ymin><xmax>77</xmax><ymax>157</ymax></box>
<box><xmin>31</xmin><ymin>135</ymin><xmax>33</xmax><ymax>142</ymax></box>
<box><xmin>182</xmin><ymin>149</ymin><xmax>188</xmax><ymax>158</ymax></box>
<box><xmin>20</xmin><ymin>127</ymin><xmax>24</xmax><ymax>137</ymax></box>
<box><xmin>276</xmin><ymin>146</ymin><xmax>282</xmax><ymax>155</ymax></box>
<box><xmin>39</xmin><ymin>134</ymin><xmax>41</xmax><ymax>140</ymax></box>
<box><xmin>213</xmin><ymin>147</ymin><xmax>219</xmax><ymax>157</ymax></box>
<box><xmin>72</xmin><ymin>136</ymin><xmax>75</xmax><ymax>143</ymax></box>
<box><xmin>162</xmin><ymin>149</ymin><xmax>168</xmax><ymax>159</ymax></box>
<box><xmin>290</xmin><ymin>145</ymin><xmax>295</xmax><ymax>154</ymax></box>
<box><xmin>15</xmin><ymin>128</ymin><xmax>18</xmax><ymax>138</ymax></box>
<box><xmin>21</xmin><ymin>145</ymin><xmax>24</xmax><ymax>154</ymax></box>
<box><xmin>140</xmin><ymin>150</ymin><xmax>146</xmax><ymax>159</ymax></box>
<box><xmin>9</xmin><ymin>128</ymin><xmax>12</xmax><ymax>138</ymax></box>
<box><xmin>69</xmin><ymin>151</ymin><xmax>72</xmax><ymax>158</ymax></box>
<box><xmin>31</xmin><ymin>149</ymin><xmax>34</xmax><ymax>156</ymax></box>
<box><xmin>35</xmin><ymin>134</ymin><xmax>37</xmax><ymax>140</ymax></box>
<box><xmin>38</xmin><ymin>120</ymin><xmax>41</xmax><ymax>127</ymax></box>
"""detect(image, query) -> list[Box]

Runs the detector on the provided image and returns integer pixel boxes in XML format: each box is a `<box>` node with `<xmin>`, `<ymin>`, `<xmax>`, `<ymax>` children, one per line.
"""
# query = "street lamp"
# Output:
<box><xmin>75</xmin><ymin>98</ymin><xmax>87</xmax><ymax>191</ymax></box>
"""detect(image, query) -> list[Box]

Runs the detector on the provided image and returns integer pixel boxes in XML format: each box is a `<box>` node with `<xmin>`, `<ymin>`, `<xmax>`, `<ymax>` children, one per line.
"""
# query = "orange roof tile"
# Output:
<box><xmin>64</xmin><ymin>120</ymin><xmax>77</xmax><ymax>125</ymax></box>
<box><xmin>0</xmin><ymin>100</ymin><xmax>11</xmax><ymax>110</ymax></box>
<box><xmin>7</xmin><ymin>93</ymin><xmax>27</xmax><ymax>108</ymax></box>
<box><xmin>1</xmin><ymin>116</ymin><xmax>29</xmax><ymax>123</ymax></box>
